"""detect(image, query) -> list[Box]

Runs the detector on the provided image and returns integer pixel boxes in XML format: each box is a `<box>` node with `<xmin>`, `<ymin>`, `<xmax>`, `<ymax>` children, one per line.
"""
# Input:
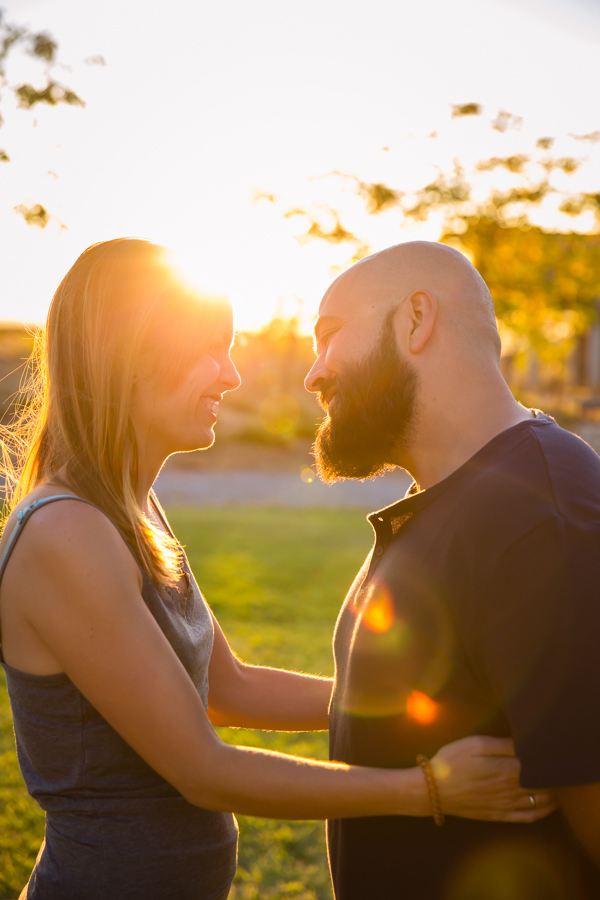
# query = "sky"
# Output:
<box><xmin>0</xmin><ymin>0</ymin><xmax>599</xmax><ymax>332</ymax></box>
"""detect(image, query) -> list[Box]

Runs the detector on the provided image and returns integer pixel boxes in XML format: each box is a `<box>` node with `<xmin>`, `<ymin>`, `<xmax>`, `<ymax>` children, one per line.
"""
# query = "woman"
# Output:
<box><xmin>0</xmin><ymin>239</ymin><xmax>553</xmax><ymax>899</ymax></box>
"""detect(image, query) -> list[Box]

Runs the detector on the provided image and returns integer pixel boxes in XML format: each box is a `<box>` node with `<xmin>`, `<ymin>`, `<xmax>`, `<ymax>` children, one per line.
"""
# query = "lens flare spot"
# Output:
<box><xmin>446</xmin><ymin>840</ymin><xmax>570</xmax><ymax>900</ymax></box>
<box><xmin>362</xmin><ymin>588</ymin><xmax>395</xmax><ymax>633</ymax></box>
<box><xmin>407</xmin><ymin>690</ymin><xmax>439</xmax><ymax>725</ymax></box>
<box><xmin>301</xmin><ymin>466</ymin><xmax>316</xmax><ymax>483</ymax></box>
<box><xmin>432</xmin><ymin>757</ymin><xmax>451</xmax><ymax>781</ymax></box>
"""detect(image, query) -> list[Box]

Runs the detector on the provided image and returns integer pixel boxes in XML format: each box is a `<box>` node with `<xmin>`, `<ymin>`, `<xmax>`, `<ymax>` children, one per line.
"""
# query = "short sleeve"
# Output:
<box><xmin>470</xmin><ymin>515</ymin><xmax>600</xmax><ymax>788</ymax></box>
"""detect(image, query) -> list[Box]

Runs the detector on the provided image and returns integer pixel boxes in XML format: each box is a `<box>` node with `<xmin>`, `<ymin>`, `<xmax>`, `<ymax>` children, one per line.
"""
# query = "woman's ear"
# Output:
<box><xmin>405</xmin><ymin>290</ymin><xmax>437</xmax><ymax>354</ymax></box>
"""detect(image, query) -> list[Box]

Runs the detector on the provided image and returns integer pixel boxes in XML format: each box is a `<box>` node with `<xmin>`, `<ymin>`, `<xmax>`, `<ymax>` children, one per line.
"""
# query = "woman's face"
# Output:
<box><xmin>131</xmin><ymin>307</ymin><xmax>241</xmax><ymax>463</ymax></box>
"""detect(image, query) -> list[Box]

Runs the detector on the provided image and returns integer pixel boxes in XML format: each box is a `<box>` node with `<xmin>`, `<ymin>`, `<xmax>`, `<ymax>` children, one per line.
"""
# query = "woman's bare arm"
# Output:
<box><xmin>11</xmin><ymin>501</ymin><xmax>554</xmax><ymax>822</ymax></box>
<box><xmin>207</xmin><ymin>613</ymin><xmax>332</xmax><ymax>731</ymax></box>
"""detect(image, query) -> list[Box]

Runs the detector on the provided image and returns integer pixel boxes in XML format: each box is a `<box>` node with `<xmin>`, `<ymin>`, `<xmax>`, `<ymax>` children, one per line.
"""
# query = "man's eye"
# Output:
<box><xmin>319</xmin><ymin>330</ymin><xmax>336</xmax><ymax>349</ymax></box>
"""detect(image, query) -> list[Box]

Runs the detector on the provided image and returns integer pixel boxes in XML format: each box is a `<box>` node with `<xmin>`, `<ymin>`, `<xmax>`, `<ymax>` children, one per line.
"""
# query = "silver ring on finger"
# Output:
<box><xmin>528</xmin><ymin>794</ymin><xmax>537</xmax><ymax>809</ymax></box>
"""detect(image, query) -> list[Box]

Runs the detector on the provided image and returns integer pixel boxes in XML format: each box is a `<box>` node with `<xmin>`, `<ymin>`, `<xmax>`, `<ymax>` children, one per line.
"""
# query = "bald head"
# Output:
<box><xmin>324</xmin><ymin>240</ymin><xmax>500</xmax><ymax>359</ymax></box>
<box><xmin>307</xmin><ymin>241</ymin><xmax>525</xmax><ymax>486</ymax></box>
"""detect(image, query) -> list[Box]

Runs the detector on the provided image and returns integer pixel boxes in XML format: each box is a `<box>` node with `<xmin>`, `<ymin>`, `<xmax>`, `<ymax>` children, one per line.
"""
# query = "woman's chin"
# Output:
<box><xmin>194</xmin><ymin>427</ymin><xmax>217</xmax><ymax>451</ymax></box>
<box><xmin>170</xmin><ymin>429</ymin><xmax>216</xmax><ymax>455</ymax></box>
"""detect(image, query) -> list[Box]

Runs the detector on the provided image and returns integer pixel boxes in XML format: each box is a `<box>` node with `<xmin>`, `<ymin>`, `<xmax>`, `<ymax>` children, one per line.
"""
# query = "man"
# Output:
<box><xmin>304</xmin><ymin>241</ymin><xmax>600</xmax><ymax>899</ymax></box>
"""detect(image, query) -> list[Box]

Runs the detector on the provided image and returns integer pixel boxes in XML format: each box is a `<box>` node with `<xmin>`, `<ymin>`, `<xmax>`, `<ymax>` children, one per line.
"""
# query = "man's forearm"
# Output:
<box><xmin>208</xmin><ymin>663</ymin><xmax>333</xmax><ymax>731</ymax></box>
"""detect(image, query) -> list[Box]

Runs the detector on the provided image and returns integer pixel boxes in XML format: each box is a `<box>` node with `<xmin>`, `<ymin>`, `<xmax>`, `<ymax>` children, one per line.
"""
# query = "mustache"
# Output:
<box><xmin>313</xmin><ymin>376</ymin><xmax>337</xmax><ymax>412</ymax></box>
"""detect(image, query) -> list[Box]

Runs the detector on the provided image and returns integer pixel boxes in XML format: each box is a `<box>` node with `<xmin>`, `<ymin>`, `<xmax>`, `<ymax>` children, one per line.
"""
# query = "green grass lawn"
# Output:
<box><xmin>0</xmin><ymin>506</ymin><xmax>373</xmax><ymax>900</ymax></box>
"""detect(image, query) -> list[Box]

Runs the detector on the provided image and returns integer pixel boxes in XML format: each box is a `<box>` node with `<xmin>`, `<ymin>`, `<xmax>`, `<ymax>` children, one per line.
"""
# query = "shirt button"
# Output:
<box><xmin>374</xmin><ymin>545</ymin><xmax>384</xmax><ymax>557</ymax></box>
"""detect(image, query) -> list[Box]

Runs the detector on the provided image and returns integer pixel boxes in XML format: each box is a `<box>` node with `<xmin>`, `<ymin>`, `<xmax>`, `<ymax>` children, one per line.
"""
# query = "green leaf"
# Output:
<box><xmin>15</xmin><ymin>81</ymin><xmax>85</xmax><ymax>109</ymax></box>
<box><xmin>14</xmin><ymin>203</ymin><xmax>49</xmax><ymax>228</ymax></box>
<box><xmin>28</xmin><ymin>32</ymin><xmax>57</xmax><ymax>62</ymax></box>
<box><xmin>451</xmin><ymin>102</ymin><xmax>482</xmax><ymax>117</ymax></box>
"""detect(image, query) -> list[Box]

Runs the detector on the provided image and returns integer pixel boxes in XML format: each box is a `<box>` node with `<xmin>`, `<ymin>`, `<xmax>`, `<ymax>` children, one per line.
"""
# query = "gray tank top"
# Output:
<box><xmin>0</xmin><ymin>494</ymin><xmax>238</xmax><ymax>900</ymax></box>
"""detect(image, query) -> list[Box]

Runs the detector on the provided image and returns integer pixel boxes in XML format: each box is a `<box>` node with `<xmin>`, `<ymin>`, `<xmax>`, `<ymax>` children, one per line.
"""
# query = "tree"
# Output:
<box><xmin>449</xmin><ymin>221</ymin><xmax>600</xmax><ymax>363</ymax></box>
<box><xmin>0</xmin><ymin>7</ymin><xmax>90</xmax><ymax>227</ymax></box>
<box><xmin>267</xmin><ymin>105</ymin><xmax>600</xmax><ymax>364</ymax></box>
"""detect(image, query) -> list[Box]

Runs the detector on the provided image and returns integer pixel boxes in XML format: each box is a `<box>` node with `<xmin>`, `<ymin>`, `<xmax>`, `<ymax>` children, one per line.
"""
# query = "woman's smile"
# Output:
<box><xmin>200</xmin><ymin>395</ymin><xmax>221</xmax><ymax>418</ymax></box>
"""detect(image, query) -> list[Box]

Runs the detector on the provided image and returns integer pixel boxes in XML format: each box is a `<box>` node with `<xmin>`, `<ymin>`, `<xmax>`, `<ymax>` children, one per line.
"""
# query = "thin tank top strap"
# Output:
<box><xmin>149</xmin><ymin>488</ymin><xmax>177</xmax><ymax>541</ymax></box>
<box><xmin>0</xmin><ymin>494</ymin><xmax>141</xmax><ymax>588</ymax></box>
<box><xmin>0</xmin><ymin>494</ymin><xmax>146</xmax><ymax>664</ymax></box>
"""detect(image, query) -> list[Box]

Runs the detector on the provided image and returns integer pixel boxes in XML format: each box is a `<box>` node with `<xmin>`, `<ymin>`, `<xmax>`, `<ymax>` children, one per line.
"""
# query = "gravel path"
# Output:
<box><xmin>153</xmin><ymin>423</ymin><xmax>600</xmax><ymax>510</ymax></box>
<box><xmin>154</xmin><ymin>469</ymin><xmax>413</xmax><ymax>510</ymax></box>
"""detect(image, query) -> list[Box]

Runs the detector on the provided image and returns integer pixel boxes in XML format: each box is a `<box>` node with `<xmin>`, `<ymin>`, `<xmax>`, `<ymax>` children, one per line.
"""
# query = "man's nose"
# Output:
<box><xmin>304</xmin><ymin>356</ymin><xmax>330</xmax><ymax>393</ymax></box>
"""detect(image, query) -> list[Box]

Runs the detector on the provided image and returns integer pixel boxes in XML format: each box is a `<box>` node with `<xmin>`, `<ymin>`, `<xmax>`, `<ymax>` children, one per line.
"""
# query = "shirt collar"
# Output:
<box><xmin>367</xmin><ymin>411</ymin><xmax>555</xmax><ymax>532</ymax></box>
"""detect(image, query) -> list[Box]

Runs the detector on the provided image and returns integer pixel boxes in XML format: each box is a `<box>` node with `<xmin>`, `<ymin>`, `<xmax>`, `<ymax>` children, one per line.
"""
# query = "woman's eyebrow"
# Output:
<box><xmin>213</xmin><ymin>327</ymin><xmax>233</xmax><ymax>344</ymax></box>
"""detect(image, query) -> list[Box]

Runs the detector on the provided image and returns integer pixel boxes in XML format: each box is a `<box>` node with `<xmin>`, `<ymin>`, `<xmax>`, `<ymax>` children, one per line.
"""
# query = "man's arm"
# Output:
<box><xmin>555</xmin><ymin>784</ymin><xmax>600</xmax><ymax>867</ymax></box>
<box><xmin>207</xmin><ymin>611</ymin><xmax>332</xmax><ymax>730</ymax></box>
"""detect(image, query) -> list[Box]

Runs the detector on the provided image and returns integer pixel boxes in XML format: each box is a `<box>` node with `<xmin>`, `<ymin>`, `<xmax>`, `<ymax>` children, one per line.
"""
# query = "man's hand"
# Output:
<box><xmin>433</xmin><ymin>737</ymin><xmax>556</xmax><ymax>823</ymax></box>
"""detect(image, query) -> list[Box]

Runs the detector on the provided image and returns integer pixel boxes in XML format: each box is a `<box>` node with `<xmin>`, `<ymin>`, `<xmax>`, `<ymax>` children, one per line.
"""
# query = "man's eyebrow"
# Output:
<box><xmin>313</xmin><ymin>316</ymin><xmax>342</xmax><ymax>342</ymax></box>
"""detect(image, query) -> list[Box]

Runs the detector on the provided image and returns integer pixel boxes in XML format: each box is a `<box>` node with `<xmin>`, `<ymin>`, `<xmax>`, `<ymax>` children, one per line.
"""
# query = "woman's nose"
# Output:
<box><xmin>222</xmin><ymin>357</ymin><xmax>241</xmax><ymax>392</ymax></box>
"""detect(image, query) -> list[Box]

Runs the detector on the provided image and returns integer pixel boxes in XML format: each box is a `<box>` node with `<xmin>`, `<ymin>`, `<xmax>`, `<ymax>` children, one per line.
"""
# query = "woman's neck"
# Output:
<box><xmin>46</xmin><ymin>454</ymin><xmax>166</xmax><ymax>520</ymax></box>
<box><xmin>136</xmin><ymin>457</ymin><xmax>165</xmax><ymax>516</ymax></box>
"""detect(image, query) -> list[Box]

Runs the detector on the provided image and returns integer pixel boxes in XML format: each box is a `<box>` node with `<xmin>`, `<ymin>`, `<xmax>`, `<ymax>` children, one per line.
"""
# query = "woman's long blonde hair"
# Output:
<box><xmin>1</xmin><ymin>238</ymin><xmax>227</xmax><ymax>586</ymax></box>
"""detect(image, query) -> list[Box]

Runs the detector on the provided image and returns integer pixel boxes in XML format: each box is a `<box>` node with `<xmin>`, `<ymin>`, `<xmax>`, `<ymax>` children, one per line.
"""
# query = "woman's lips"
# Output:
<box><xmin>200</xmin><ymin>397</ymin><xmax>220</xmax><ymax>417</ymax></box>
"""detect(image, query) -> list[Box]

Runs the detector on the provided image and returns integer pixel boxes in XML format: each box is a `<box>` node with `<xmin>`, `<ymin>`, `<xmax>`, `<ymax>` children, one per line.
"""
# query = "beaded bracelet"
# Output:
<box><xmin>416</xmin><ymin>754</ymin><xmax>445</xmax><ymax>826</ymax></box>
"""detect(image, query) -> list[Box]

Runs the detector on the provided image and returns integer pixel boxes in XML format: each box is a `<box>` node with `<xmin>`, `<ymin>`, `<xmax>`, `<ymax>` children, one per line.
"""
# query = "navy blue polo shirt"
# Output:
<box><xmin>328</xmin><ymin>413</ymin><xmax>600</xmax><ymax>899</ymax></box>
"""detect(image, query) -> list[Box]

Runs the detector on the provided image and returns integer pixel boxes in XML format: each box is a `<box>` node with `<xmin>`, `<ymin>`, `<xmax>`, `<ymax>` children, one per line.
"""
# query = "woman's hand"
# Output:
<box><xmin>431</xmin><ymin>735</ymin><xmax>556</xmax><ymax>823</ymax></box>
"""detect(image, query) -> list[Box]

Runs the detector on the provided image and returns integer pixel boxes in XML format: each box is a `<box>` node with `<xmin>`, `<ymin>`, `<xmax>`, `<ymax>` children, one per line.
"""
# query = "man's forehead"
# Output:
<box><xmin>316</xmin><ymin>270</ymin><xmax>367</xmax><ymax>321</ymax></box>
<box><xmin>313</xmin><ymin>314</ymin><xmax>344</xmax><ymax>339</ymax></box>
<box><xmin>315</xmin><ymin>264</ymin><xmax>393</xmax><ymax>332</ymax></box>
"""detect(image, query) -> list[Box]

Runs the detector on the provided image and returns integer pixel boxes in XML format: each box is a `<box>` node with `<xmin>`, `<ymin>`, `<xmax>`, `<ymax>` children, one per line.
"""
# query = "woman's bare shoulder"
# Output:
<box><xmin>0</xmin><ymin>487</ymin><xmax>144</xmax><ymax>675</ymax></box>
<box><xmin>2</xmin><ymin>484</ymin><xmax>88</xmax><ymax>535</ymax></box>
<box><xmin>2</xmin><ymin>486</ymin><xmax>141</xmax><ymax>585</ymax></box>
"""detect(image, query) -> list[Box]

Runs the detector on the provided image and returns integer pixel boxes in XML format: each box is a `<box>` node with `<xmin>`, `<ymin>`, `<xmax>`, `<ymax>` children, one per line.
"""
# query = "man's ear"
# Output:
<box><xmin>403</xmin><ymin>290</ymin><xmax>437</xmax><ymax>354</ymax></box>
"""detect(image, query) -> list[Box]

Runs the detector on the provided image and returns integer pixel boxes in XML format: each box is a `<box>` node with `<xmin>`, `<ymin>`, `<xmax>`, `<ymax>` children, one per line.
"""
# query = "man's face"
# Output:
<box><xmin>308</xmin><ymin>307</ymin><xmax>420</xmax><ymax>482</ymax></box>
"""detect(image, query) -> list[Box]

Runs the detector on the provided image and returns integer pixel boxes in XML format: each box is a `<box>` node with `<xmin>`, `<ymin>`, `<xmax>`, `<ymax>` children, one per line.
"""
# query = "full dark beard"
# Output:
<box><xmin>313</xmin><ymin>316</ymin><xmax>419</xmax><ymax>482</ymax></box>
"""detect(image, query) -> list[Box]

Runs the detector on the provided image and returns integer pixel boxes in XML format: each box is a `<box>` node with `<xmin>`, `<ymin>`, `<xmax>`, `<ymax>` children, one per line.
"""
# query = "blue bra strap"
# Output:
<box><xmin>0</xmin><ymin>495</ymin><xmax>99</xmax><ymax>585</ymax></box>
